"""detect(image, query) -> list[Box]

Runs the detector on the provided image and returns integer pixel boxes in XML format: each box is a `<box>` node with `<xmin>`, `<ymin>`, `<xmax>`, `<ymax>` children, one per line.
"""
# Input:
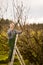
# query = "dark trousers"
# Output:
<box><xmin>8</xmin><ymin>38</ymin><xmax>15</xmax><ymax>61</ymax></box>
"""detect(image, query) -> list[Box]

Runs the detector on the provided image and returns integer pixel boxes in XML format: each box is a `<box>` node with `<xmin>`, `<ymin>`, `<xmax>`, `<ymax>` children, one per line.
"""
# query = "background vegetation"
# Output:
<box><xmin>0</xmin><ymin>18</ymin><xmax>43</xmax><ymax>65</ymax></box>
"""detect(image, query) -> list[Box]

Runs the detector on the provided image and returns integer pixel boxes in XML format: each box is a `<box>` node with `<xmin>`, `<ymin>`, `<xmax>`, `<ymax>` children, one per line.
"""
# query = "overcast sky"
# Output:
<box><xmin>0</xmin><ymin>0</ymin><xmax>43</xmax><ymax>24</ymax></box>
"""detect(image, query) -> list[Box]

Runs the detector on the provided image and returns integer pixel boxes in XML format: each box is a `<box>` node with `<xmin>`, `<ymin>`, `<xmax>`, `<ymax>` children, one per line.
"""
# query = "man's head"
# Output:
<box><xmin>10</xmin><ymin>22</ymin><xmax>15</xmax><ymax>30</ymax></box>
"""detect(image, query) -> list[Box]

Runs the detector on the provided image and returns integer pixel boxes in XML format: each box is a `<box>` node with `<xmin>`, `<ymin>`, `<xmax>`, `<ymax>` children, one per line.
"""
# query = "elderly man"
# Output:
<box><xmin>7</xmin><ymin>22</ymin><xmax>22</xmax><ymax>62</ymax></box>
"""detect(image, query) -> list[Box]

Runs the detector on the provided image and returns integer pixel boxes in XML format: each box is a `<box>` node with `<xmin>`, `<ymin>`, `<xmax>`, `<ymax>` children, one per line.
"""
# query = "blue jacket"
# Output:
<box><xmin>7</xmin><ymin>29</ymin><xmax>22</xmax><ymax>39</ymax></box>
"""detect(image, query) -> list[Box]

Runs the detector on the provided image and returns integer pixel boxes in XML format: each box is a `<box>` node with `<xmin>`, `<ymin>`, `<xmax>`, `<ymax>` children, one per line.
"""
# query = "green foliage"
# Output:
<box><xmin>0</xmin><ymin>18</ymin><xmax>43</xmax><ymax>65</ymax></box>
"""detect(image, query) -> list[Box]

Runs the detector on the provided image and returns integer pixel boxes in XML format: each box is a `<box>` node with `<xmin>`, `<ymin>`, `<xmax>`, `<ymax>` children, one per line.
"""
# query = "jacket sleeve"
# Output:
<box><xmin>7</xmin><ymin>30</ymin><xmax>11</xmax><ymax>38</ymax></box>
<box><xmin>15</xmin><ymin>30</ymin><xmax>22</xmax><ymax>34</ymax></box>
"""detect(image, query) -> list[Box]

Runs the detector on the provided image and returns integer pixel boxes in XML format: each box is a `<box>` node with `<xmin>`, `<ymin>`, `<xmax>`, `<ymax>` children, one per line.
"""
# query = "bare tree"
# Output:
<box><xmin>12</xmin><ymin>0</ymin><xmax>30</xmax><ymax>29</ymax></box>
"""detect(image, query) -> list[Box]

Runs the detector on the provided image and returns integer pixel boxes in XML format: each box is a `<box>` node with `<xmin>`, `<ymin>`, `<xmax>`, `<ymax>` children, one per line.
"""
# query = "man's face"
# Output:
<box><xmin>10</xmin><ymin>23</ymin><xmax>15</xmax><ymax>30</ymax></box>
